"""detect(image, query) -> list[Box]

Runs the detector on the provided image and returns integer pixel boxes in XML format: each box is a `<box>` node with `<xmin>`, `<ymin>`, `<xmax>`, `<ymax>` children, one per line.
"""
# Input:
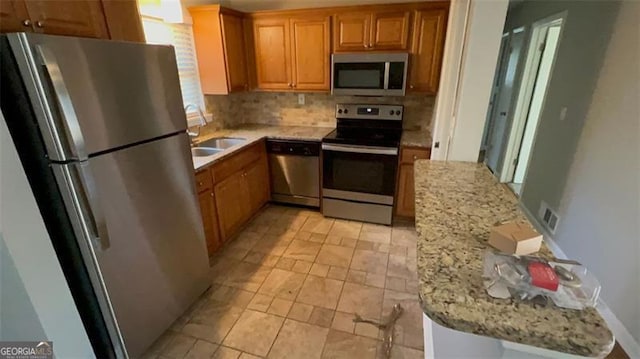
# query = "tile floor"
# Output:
<box><xmin>144</xmin><ymin>205</ymin><xmax>424</xmax><ymax>359</ymax></box>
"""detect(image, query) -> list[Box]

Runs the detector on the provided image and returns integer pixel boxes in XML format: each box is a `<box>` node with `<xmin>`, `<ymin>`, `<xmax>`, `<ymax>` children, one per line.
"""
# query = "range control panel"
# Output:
<box><xmin>335</xmin><ymin>104</ymin><xmax>403</xmax><ymax>120</ymax></box>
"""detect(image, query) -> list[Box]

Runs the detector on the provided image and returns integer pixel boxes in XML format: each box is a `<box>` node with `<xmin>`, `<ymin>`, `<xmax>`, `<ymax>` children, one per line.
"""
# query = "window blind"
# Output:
<box><xmin>141</xmin><ymin>17</ymin><xmax>205</xmax><ymax>121</ymax></box>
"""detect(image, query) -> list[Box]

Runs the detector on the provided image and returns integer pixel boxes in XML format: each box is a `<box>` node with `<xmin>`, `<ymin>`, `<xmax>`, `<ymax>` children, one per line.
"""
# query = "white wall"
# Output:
<box><xmin>552</xmin><ymin>0</ymin><xmax>640</xmax><ymax>347</ymax></box>
<box><xmin>446</xmin><ymin>0</ymin><xmax>509</xmax><ymax>161</ymax></box>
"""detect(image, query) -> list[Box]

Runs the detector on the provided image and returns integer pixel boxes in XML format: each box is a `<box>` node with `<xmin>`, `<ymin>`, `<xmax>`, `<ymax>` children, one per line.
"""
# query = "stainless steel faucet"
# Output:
<box><xmin>185</xmin><ymin>103</ymin><xmax>208</xmax><ymax>144</ymax></box>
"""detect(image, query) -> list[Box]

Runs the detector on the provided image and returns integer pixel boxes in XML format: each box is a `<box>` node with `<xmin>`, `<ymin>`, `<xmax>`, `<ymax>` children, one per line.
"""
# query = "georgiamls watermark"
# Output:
<box><xmin>0</xmin><ymin>341</ymin><xmax>53</xmax><ymax>359</ymax></box>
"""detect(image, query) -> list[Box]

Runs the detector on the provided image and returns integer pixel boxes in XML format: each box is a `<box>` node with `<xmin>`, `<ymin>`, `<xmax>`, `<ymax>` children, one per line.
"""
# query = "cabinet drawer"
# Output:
<box><xmin>195</xmin><ymin>169</ymin><xmax>213</xmax><ymax>193</ymax></box>
<box><xmin>211</xmin><ymin>141</ymin><xmax>265</xmax><ymax>183</ymax></box>
<box><xmin>400</xmin><ymin>147</ymin><xmax>431</xmax><ymax>164</ymax></box>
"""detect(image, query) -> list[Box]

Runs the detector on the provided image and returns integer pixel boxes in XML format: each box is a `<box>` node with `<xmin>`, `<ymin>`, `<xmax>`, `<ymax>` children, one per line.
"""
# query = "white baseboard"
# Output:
<box><xmin>519</xmin><ymin>204</ymin><xmax>640</xmax><ymax>358</ymax></box>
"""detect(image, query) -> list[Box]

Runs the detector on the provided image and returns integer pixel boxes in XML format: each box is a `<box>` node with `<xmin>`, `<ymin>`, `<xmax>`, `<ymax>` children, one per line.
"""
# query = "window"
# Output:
<box><xmin>141</xmin><ymin>16</ymin><xmax>205</xmax><ymax>123</ymax></box>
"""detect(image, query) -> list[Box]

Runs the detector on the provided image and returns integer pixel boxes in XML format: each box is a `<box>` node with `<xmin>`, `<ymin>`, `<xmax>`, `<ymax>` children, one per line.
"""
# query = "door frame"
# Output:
<box><xmin>499</xmin><ymin>11</ymin><xmax>567</xmax><ymax>183</ymax></box>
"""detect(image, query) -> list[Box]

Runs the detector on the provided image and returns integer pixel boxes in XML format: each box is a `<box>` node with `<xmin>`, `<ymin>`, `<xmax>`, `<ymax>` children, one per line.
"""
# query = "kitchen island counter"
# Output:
<box><xmin>414</xmin><ymin>160</ymin><xmax>613</xmax><ymax>357</ymax></box>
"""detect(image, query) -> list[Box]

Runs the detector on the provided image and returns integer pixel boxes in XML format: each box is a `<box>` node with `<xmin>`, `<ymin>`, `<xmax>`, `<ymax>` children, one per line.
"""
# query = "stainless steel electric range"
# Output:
<box><xmin>321</xmin><ymin>104</ymin><xmax>403</xmax><ymax>225</ymax></box>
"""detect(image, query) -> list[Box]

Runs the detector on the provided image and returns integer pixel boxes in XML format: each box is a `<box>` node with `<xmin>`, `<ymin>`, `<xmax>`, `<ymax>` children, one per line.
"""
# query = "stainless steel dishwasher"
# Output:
<box><xmin>267</xmin><ymin>140</ymin><xmax>320</xmax><ymax>207</ymax></box>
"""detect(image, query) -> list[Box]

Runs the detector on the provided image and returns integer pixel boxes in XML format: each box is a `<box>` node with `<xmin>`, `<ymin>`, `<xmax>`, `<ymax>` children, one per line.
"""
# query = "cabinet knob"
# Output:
<box><xmin>210</xmin><ymin>192</ymin><xmax>214</xmax><ymax>198</ymax></box>
<box><xmin>410</xmin><ymin>84</ymin><xmax>415</xmax><ymax>89</ymax></box>
<box><xmin>36</xmin><ymin>20</ymin><xmax>43</xmax><ymax>28</ymax></box>
<box><xmin>22</xmin><ymin>19</ymin><xmax>31</xmax><ymax>27</ymax></box>
<box><xmin>364</xmin><ymin>44</ymin><xmax>369</xmax><ymax>48</ymax></box>
<box><xmin>413</xmin><ymin>155</ymin><xmax>418</xmax><ymax>160</ymax></box>
<box><xmin>198</xmin><ymin>181</ymin><xmax>203</xmax><ymax>186</ymax></box>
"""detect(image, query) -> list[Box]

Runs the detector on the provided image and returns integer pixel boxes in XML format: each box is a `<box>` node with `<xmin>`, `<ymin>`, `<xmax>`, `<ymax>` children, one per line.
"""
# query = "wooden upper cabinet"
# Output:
<box><xmin>23</xmin><ymin>0</ymin><xmax>109</xmax><ymax>38</ymax></box>
<box><xmin>101</xmin><ymin>0</ymin><xmax>145</xmax><ymax>42</ymax></box>
<box><xmin>409</xmin><ymin>8</ymin><xmax>448</xmax><ymax>93</ymax></box>
<box><xmin>190</xmin><ymin>6</ymin><xmax>249</xmax><ymax>94</ymax></box>
<box><xmin>290</xmin><ymin>15</ymin><xmax>330</xmax><ymax>91</ymax></box>
<box><xmin>370</xmin><ymin>10</ymin><xmax>410</xmax><ymax>50</ymax></box>
<box><xmin>253</xmin><ymin>17</ymin><xmax>292</xmax><ymax>90</ymax></box>
<box><xmin>333</xmin><ymin>11</ymin><xmax>370</xmax><ymax>51</ymax></box>
<box><xmin>0</xmin><ymin>0</ymin><xmax>31</xmax><ymax>33</ymax></box>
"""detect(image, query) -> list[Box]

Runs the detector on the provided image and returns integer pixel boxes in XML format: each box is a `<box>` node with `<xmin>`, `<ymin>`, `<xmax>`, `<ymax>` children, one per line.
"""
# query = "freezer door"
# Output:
<box><xmin>52</xmin><ymin>133</ymin><xmax>210</xmax><ymax>357</ymax></box>
<box><xmin>6</xmin><ymin>32</ymin><xmax>187</xmax><ymax>161</ymax></box>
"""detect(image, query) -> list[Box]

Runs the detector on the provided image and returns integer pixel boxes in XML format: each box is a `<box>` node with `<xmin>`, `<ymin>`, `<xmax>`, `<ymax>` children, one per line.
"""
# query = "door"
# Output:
<box><xmin>253</xmin><ymin>17</ymin><xmax>292</xmax><ymax>90</ymax></box>
<box><xmin>370</xmin><ymin>10</ymin><xmax>410</xmax><ymax>50</ymax></box>
<box><xmin>245</xmin><ymin>158</ymin><xmax>270</xmax><ymax>213</ymax></box>
<box><xmin>408</xmin><ymin>8</ymin><xmax>447</xmax><ymax>93</ymax></box>
<box><xmin>221</xmin><ymin>13</ymin><xmax>249</xmax><ymax>92</ymax></box>
<box><xmin>215</xmin><ymin>170</ymin><xmax>250</xmax><ymax>240</ymax></box>
<box><xmin>333</xmin><ymin>11</ymin><xmax>370</xmax><ymax>51</ymax></box>
<box><xmin>23</xmin><ymin>0</ymin><xmax>108</xmax><ymax>38</ymax></box>
<box><xmin>0</xmin><ymin>0</ymin><xmax>31</xmax><ymax>33</ymax></box>
<box><xmin>53</xmin><ymin>133</ymin><xmax>209</xmax><ymax>357</ymax></box>
<box><xmin>483</xmin><ymin>30</ymin><xmax>525</xmax><ymax>175</ymax></box>
<box><xmin>9</xmin><ymin>33</ymin><xmax>186</xmax><ymax>161</ymax></box>
<box><xmin>198</xmin><ymin>189</ymin><xmax>221</xmax><ymax>256</ymax></box>
<box><xmin>290</xmin><ymin>15</ymin><xmax>330</xmax><ymax>91</ymax></box>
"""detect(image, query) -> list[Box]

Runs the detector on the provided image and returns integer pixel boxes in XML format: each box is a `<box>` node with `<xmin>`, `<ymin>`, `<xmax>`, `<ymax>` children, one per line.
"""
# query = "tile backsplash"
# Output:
<box><xmin>203</xmin><ymin>92</ymin><xmax>434</xmax><ymax>131</ymax></box>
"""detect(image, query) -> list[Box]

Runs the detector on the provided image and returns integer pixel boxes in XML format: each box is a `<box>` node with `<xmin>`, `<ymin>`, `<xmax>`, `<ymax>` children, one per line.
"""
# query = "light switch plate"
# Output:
<box><xmin>298</xmin><ymin>94</ymin><xmax>305</xmax><ymax>105</ymax></box>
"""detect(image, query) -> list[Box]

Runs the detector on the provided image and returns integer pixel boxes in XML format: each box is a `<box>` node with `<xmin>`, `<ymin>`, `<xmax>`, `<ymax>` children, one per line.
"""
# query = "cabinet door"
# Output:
<box><xmin>214</xmin><ymin>171</ymin><xmax>250</xmax><ymax>241</ymax></box>
<box><xmin>101</xmin><ymin>0</ymin><xmax>145</xmax><ymax>42</ymax></box>
<box><xmin>370</xmin><ymin>10</ymin><xmax>410</xmax><ymax>50</ymax></box>
<box><xmin>198</xmin><ymin>189</ymin><xmax>221</xmax><ymax>257</ymax></box>
<box><xmin>23</xmin><ymin>0</ymin><xmax>108</xmax><ymax>38</ymax></box>
<box><xmin>333</xmin><ymin>11</ymin><xmax>370</xmax><ymax>52</ymax></box>
<box><xmin>396</xmin><ymin>163</ymin><xmax>415</xmax><ymax>217</ymax></box>
<box><xmin>0</xmin><ymin>0</ymin><xmax>31</xmax><ymax>33</ymax></box>
<box><xmin>409</xmin><ymin>8</ymin><xmax>447</xmax><ymax>93</ymax></box>
<box><xmin>253</xmin><ymin>17</ymin><xmax>292</xmax><ymax>90</ymax></box>
<box><xmin>221</xmin><ymin>13</ymin><xmax>249</xmax><ymax>92</ymax></box>
<box><xmin>244</xmin><ymin>157</ymin><xmax>270</xmax><ymax>214</ymax></box>
<box><xmin>290</xmin><ymin>15</ymin><xmax>330</xmax><ymax>91</ymax></box>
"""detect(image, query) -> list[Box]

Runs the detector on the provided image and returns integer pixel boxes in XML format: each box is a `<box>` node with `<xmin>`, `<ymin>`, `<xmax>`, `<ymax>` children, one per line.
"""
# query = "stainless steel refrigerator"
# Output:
<box><xmin>0</xmin><ymin>33</ymin><xmax>210</xmax><ymax>358</ymax></box>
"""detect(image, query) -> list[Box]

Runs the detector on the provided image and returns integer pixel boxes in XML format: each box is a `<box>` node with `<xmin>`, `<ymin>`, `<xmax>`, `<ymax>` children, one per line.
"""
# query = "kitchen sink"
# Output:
<box><xmin>191</xmin><ymin>147</ymin><xmax>222</xmax><ymax>157</ymax></box>
<box><xmin>197</xmin><ymin>137</ymin><xmax>247</xmax><ymax>149</ymax></box>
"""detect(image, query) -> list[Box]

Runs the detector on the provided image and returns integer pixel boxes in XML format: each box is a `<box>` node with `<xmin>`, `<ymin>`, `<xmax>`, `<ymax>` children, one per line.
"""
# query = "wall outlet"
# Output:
<box><xmin>538</xmin><ymin>201</ymin><xmax>560</xmax><ymax>234</ymax></box>
<box><xmin>298</xmin><ymin>94</ymin><xmax>305</xmax><ymax>105</ymax></box>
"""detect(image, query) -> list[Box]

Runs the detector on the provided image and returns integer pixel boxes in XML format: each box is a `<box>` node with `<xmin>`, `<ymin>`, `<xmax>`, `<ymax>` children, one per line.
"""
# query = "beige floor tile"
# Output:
<box><xmin>161</xmin><ymin>333</ymin><xmax>196</xmax><ymax>359</ymax></box>
<box><xmin>315</xmin><ymin>244</ymin><xmax>354</xmax><ymax>268</ymax></box>
<box><xmin>321</xmin><ymin>330</ymin><xmax>377</xmax><ymax>359</ymax></box>
<box><xmin>346</xmin><ymin>269</ymin><xmax>366</xmax><ymax>284</ymax></box>
<box><xmin>258</xmin><ymin>268</ymin><xmax>306</xmax><ymax>300</ymax></box>
<box><xmin>282</xmin><ymin>240</ymin><xmax>322</xmax><ymax>262</ymax></box>
<box><xmin>247</xmin><ymin>293</ymin><xmax>274</xmax><ymax>312</ymax></box>
<box><xmin>291</xmin><ymin>260</ymin><xmax>313</xmax><ymax>274</ymax></box>
<box><xmin>309</xmin><ymin>263</ymin><xmax>330</xmax><ymax>277</ymax></box>
<box><xmin>300</xmin><ymin>217</ymin><xmax>334</xmax><ymax>234</ymax></box>
<box><xmin>354</xmin><ymin>322</ymin><xmax>381</xmax><ymax>339</ymax></box>
<box><xmin>224</xmin><ymin>262</ymin><xmax>272</xmax><ymax>292</ymax></box>
<box><xmin>382</xmin><ymin>290</ymin><xmax>424</xmax><ymax>350</ymax></box>
<box><xmin>268</xmin><ymin>319</ymin><xmax>329</xmax><ymax>359</ymax></box>
<box><xmin>355</xmin><ymin>240</ymin><xmax>390</xmax><ymax>253</ymax></box>
<box><xmin>386</xmin><ymin>254</ymin><xmax>414</xmax><ymax>279</ymax></box>
<box><xmin>328</xmin><ymin>220</ymin><xmax>362</xmax><ymax>238</ymax></box>
<box><xmin>244</xmin><ymin>222</ymin><xmax>271</xmax><ymax>236</ymax></box>
<box><xmin>185</xmin><ymin>340</ymin><xmax>219</xmax><ymax>359</ymax></box>
<box><xmin>267</xmin><ymin>224</ymin><xmax>299</xmax><ymax>238</ymax></box>
<box><xmin>340</xmin><ymin>237</ymin><xmax>358</xmax><ymax>248</ymax></box>
<box><xmin>359</xmin><ymin>224</ymin><xmax>391</xmax><ymax>244</ymax></box>
<box><xmin>331</xmin><ymin>311</ymin><xmax>355</xmax><ymax>333</ymax></box>
<box><xmin>268</xmin><ymin>298</ymin><xmax>293</xmax><ymax>317</ymax></box>
<box><xmin>222</xmin><ymin>246</ymin><xmax>251</xmax><ymax>261</ymax></box>
<box><xmin>251</xmin><ymin>235</ymin><xmax>291</xmax><ymax>256</ymax></box>
<box><xmin>325</xmin><ymin>235</ymin><xmax>342</xmax><ymax>245</ymax></box>
<box><xmin>296</xmin><ymin>276</ymin><xmax>344</xmax><ymax>309</ymax></box>
<box><xmin>308</xmin><ymin>233</ymin><xmax>327</xmax><ymax>243</ymax></box>
<box><xmin>385</xmin><ymin>276</ymin><xmax>406</xmax><ymax>292</ymax></box>
<box><xmin>188</xmin><ymin>302</ymin><xmax>245</xmax><ymax>342</ymax></box>
<box><xmin>327</xmin><ymin>266</ymin><xmax>348</xmax><ymax>280</ymax></box>
<box><xmin>404</xmin><ymin>279</ymin><xmax>419</xmax><ymax>294</ymax></box>
<box><xmin>223</xmin><ymin>310</ymin><xmax>284</xmax><ymax>356</ymax></box>
<box><xmin>239</xmin><ymin>353</ymin><xmax>262</xmax><ymax>359</ymax></box>
<box><xmin>144</xmin><ymin>328</ymin><xmax>177</xmax><ymax>356</ymax></box>
<box><xmin>243</xmin><ymin>251</ymin><xmax>265</xmax><ymax>264</ymax></box>
<box><xmin>365</xmin><ymin>273</ymin><xmax>386</xmax><ymax>288</ymax></box>
<box><xmin>287</xmin><ymin>302</ymin><xmax>314</xmax><ymax>322</ymax></box>
<box><xmin>294</xmin><ymin>230</ymin><xmax>313</xmax><ymax>240</ymax></box>
<box><xmin>274</xmin><ymin>213</ymin><xmax>309</xmax><ymax>230</ymax></box>
<box><xmin>213</xmin><ymin>346</ymin><xmax>242</xmax><ymax>359</ymax></box>
<box><xmin>262</xmin><ymin>255</ymin><xmax>280</xmax><ymax>267</ymax></box>
<box><xmin>308</xmin><ymin>307</ymin><xmax>335</xmax><ymax>328</ymax></box>
<box><xmin>389</xmin><ymin>345</ymin><xmax>424</xmax><ymax>359</ymax></box>
<box><xmin>350</xmin><ymin>249</ymin><xmax>388</xmax><ymax>274</ymax></box>
<box><xmin>274</xmin><ymin>257</ymin><xmax>296</xmax><ymax>271</ymax></box>
<box><xmin>337</xmin><ymin>282</ymin><xmax>383</xmax><ymax>319</ymax></box>
<box><xmin>390</xmin><ymin>228</ymin><xmax>418</xmax><ymax>247</ymax></box>
<box><xmin>390</xmin><ymin>245</ymin><xmax>408</xmax><ymax>257</ymax></box>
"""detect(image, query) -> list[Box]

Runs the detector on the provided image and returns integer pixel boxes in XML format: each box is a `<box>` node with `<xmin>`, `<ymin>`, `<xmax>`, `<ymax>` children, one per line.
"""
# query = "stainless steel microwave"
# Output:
<box><xmin>331</xmin><ymin>53</ymin><xmax>409</xmax><ymax>96</ymax></box>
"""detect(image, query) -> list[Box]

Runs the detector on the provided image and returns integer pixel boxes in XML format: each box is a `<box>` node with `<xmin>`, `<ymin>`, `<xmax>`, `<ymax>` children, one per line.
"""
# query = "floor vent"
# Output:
<box><xmin>538</xmin><ymin>201</ymin><xmax>560</xmax><ymax>234</ymax></box>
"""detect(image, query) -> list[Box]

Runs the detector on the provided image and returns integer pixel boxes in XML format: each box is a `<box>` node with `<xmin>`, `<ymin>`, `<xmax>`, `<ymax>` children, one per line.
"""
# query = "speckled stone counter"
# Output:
<box><xmin>191</xmin><ymin>124</ymin><xmax>333</xmax><ymax>171</ymax></box>
<box><xmin>414</xmin><ymin>160</ymin><xmax>614</xmax><ymax>357</ymax></box>
<box><xmin>401</xmin><ymin>129</ymin><xmax>432</xmax><ymax>148</ymax></box>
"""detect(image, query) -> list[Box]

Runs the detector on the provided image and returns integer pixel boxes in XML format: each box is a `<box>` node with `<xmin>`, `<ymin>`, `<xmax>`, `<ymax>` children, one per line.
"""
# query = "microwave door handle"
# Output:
<box><xmin>322</xmin><ymin>143</ymin><xmax>398</xmax><ymax>156</ymax></box>
<box><xmin>383</xmin><ymin>62</ymin><xmax>390</xmax><ymax>90</ymax></box>
<box><xmin>35</xmin><ymin>44</ymin><xmax>87</xmax><ymax>161</ymax></box>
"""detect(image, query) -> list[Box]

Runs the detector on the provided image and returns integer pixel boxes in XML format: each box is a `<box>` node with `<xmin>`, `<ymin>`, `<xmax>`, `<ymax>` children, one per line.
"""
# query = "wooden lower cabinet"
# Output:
<box><xmin>214</xmin><ymin>170</ymin><xmax>251</xmax><ymax>241</ymax></box>
<box><xmin>245</xmin><ymin>156</ymin><xmax>270</xmax><ymax>213</ymax></box>
<box><xmin>198</xmin><ymin>189</ymin><xmax>222</xmax><ymax>256</ymax></box>
<box><xmin>396</xmin><ymin>146</ymin><xmax>431</xmax><ymax>217</ymax></box>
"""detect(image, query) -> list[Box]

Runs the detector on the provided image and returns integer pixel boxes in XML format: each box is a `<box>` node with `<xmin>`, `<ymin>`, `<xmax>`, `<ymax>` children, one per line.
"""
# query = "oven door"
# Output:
<box><xmin>322</xmin><ymin>143</ymin><xmax>398</xmax><ymax>205</ymax></box>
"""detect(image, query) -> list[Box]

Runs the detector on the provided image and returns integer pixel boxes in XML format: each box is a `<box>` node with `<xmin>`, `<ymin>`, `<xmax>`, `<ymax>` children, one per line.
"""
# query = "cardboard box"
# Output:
<box><xmin>488</xmin><ymin>222</ymin><xmax>542</xmax><ymax>255</ymax></box>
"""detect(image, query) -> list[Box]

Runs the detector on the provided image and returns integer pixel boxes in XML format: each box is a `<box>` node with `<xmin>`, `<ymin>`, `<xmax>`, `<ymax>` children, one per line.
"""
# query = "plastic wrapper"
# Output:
<box><xmin>483</xmin><ymin>251</ymin><xmax>601</xmax><ymax>310</ymax></box>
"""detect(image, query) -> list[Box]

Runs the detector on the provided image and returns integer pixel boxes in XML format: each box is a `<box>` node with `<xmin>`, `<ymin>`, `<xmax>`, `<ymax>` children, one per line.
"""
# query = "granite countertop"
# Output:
<box><xmin>401</xmin><ymin>129</ymin><xmax>432</xmax><ymax>148</ymax></box>
<box><xmin>191</xmin><ymin>124</ymin><xmax>334</xmax><ymax>171</ymax></box>
<box><xmin>414</xmin><ymin>161</ymin><xmax>614</xmax><ymax>357</ymax></box>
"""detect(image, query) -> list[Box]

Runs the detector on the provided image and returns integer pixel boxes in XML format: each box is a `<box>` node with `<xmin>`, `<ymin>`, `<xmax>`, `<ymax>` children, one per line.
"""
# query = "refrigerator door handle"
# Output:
<box><xmin>56</xmin><ymin>163</ymin><xmax>111</xmax><ymax>251</ymax></box>
<box><xmin>35</xmin><ymin>44</ymin><xmax>88</xmax><ymax>161</ymax></box>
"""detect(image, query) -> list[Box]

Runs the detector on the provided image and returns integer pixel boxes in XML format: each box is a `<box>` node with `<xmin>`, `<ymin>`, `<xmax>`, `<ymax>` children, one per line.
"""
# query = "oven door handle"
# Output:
<box><xmin>321</xmin><ymin>143</ymin><xmax>398</xmax><ymax>156</ymax></box>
